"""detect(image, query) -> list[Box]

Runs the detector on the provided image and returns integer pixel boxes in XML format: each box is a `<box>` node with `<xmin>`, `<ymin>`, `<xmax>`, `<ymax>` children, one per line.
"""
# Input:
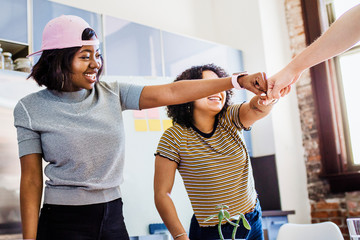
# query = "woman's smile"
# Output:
<box><xmin>207</xmin><ymin>95</ymin><xmax>222</xmax><ymax>102</ymax></box>
<box><xmin>84</xmin><ymin>73</ymin><xmax>97</xmax><ymax>83</ymax></box>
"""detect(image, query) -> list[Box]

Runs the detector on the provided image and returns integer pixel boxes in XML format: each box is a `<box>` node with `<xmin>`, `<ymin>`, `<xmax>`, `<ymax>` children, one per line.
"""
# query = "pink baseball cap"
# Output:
<box><xmin>27</xmin><ymin>15</ymin><xmax>100</xmax><ymax>57</ymax></box>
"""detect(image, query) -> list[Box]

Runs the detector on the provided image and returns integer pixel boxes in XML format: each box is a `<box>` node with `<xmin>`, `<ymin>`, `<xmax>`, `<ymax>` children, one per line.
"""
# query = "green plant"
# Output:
<box><xmin>204</xmin><ymin>204</ymin><xmax>251</xmax><ymax>240</ymax></box>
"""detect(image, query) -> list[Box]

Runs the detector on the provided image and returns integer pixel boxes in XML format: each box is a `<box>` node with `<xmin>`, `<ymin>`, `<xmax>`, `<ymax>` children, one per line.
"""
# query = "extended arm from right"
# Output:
<box><xmin>268</xmin><ymin>3</ymin><xmax>360</xmax><ymax>98</ymax></box>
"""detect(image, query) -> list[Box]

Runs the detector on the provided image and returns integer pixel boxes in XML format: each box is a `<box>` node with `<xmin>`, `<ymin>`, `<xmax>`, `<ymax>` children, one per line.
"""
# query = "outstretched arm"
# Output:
<box><xmin>140</xmin><ymin>72</ymin><xmax>267</xmax><ymax>109</ymax></box>
<box><xmin>268</xmin><ymin>3</ymin><xmax>360</xmax><ymax>99</ymax></box>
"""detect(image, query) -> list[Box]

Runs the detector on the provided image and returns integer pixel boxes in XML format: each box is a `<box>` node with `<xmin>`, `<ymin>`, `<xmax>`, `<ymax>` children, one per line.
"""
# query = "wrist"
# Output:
<box><xmin>177</xmin><ymin>236</ymin><xmax>189</xmax><ymax>240</ymax></box>
<box><xmin>256</xmin><ymin>94</ymin><xmax>278</xmax><ymax>106</ymax></box>
<box><xmin>287</xmin><ymin>61</ymin><xmax>303</xmax><ymax>76</ymax></box>
<box><xmin>231</xmin><ymin>72</ymin><xmax>248</xmax><ymax>89</ymax></box>
<box><xmin>174</xmin><ymin>232</ymin><xmax>187</xmax><ymax>239</ymax></box>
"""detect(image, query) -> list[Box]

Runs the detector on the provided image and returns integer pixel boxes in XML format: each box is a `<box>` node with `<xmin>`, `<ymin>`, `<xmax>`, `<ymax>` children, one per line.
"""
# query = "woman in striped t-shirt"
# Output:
<box><xmin>154</xmin><ymin>64</ymin><xmax>289</xmax><ymax>240</ymax></box>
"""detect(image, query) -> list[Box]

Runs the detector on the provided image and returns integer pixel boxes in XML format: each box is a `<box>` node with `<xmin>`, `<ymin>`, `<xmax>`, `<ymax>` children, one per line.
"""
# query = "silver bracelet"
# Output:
<box><xmin>174</xmin><ymin>232</ymin><xmax>187</xmax><ymax>239</ymax></box>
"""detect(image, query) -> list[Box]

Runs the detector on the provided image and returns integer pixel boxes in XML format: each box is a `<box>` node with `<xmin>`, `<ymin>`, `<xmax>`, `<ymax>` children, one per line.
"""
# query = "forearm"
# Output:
<box><xmin>20</xmin><ymin>177</ymin><xmax>43</xmax><ymax>239</ymax></box>
<box><xmin>249</xmin><ymin>96</ymin><xmax>274</xmax><ymax>118</ymax></box>
<box><xmin>289</xmin><ymin>4</ymin><xmax>360</xmax><ymax>73</ymax></box>
<box><xmin>139</xmin><ymin>72</ymin><xmax>267</xmax><ymax>109</ymax></box>
<box><xmin>140</xmin><ymin>77</ymin><xmax>232</xmax><ymax>109</ymax></box>
<box><xmin>167</xmin><ymin>78</ymin><xmax>233</xmax><ymax>105</ymax></box>
<box><xmin>240</xmin><ymin>96</ymin><xmax>275</xmax><ymax>128</ymax></box>
<box><xmin>155</xmin><ymin>193</ymin><xmax>189</xmax><ymax>240</ymax></box>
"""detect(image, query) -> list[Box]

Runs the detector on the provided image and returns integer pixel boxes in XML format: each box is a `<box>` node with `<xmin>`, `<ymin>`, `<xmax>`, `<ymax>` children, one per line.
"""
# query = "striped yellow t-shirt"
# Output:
<box><xmin>155</xmin><ymin>104</ymin><xmax>257</xmax><ymax>227</ymax></box>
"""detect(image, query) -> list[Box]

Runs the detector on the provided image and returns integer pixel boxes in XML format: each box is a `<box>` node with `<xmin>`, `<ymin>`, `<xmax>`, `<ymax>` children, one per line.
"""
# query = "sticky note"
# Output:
<box><xmin>162</xmin><ymin>119</ymin><xmax>173</xmax><ymax>130</ymax></box>
<box><xmin>148</xmin><ymin>119</ymin><xmax>161</xmax><ymax>131</ymax></box>
<box><xmin>133</xmin><ymin>110</ymin><xmax>146</xmax><ymax>119</ymax></box>
<box><xmin>134</xmin><ymin>119</ymin><xmax>148</xmax><ymax>131</ymax></box>
<box><xmin>147</xmin><ymin>108</ymin><xmax>160</xmax><ymax>119</ymax></box>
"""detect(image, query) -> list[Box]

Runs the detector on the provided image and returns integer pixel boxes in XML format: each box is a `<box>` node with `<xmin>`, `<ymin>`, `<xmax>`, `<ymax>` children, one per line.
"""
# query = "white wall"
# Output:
<box><xmin>50</xmin><ymin>0</ymin><xmax>266</xmax><ymax>72</ymax></box>
<box><xmin>257</xmin><ymin>0</ymin><xmax>311</xmax><ymax>224</ymax></box>
<box><xmin>51</xmin><ymin>0</ymin><xmax>311</xmax><ymax>234</ymax></box>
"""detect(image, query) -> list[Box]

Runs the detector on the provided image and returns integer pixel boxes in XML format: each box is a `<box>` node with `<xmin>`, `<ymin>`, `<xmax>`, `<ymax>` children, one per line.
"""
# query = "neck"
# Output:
<box><xmin>192</xmin><ymin>111</ymin><xmax>217</xmax><ymax>133</ymax></box>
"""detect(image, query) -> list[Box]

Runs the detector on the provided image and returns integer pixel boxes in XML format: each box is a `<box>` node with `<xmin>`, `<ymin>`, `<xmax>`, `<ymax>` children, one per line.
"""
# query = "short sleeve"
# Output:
<box><xmin>222</xmin><ymin>104</ymin><xmax>251</xmax><ymax>131</ymax></box>
<box><xmin>13</xmin><ymin>101</ymin><xmax>42</xmax><ymax>158</ymax></box>
<box><xmin>155</xmin><ymin>127</ymin><xmax>181</xmax><ymax>164</ymax></box>
<box><xmin>118</xmin><ymin>82</ymin><xmax>144</xmax><ymax>110</ymax></box>
<box><xmin>98</xmin><ymin>81</ymin><xmax>144</xmax><ymax>110</ymax></box>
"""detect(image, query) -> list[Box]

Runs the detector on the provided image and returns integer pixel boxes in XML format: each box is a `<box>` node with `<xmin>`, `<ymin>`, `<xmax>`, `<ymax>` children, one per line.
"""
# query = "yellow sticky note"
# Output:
<box><xmin>162</xmin><ymin>119</ymin><xmax>173</xmax><ymax>130</ymax></box>
<box><xmin>148</xmin><ymin>119</ymin><xmax>161</xmax><ymax>131</ymax></box>
<box><xmin>134</xmin><ymin>119</ymin><xmax>148</xmax><ymax>131</ymax></box>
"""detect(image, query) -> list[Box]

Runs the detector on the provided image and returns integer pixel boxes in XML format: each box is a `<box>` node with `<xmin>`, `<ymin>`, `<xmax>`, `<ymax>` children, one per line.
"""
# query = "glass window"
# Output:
<box><xmin>162</xmin><ymin>31</ymin><xmax>244</xmax><ymax>78</ymax></box>
<box><xmin>337</xmin><ymin>52</ymin><xmax>360</xmax><ymax>164</ymax></box>
<box><xmin>0</xmin><ymin>0</ymin><xmax>28</xmax><ymax>44</ymax></box>
<box><xmin>302</xmin><ymin>0</ymin><xmax>360</xmax><ymax>192</ymax></box>
<box><xmin>331</xmin><ymin>0</ymin><xmax>360</xmax><ymax>167</ymax></box>
<box><xmin>103</xmin><ymin>15</ymin><xmax>162</xmax><ymax>76</ymax></box>
<box><xmin>332</xmin><ymin>0</ymin><xmax>360</xmax><ymax>48</ymax></box>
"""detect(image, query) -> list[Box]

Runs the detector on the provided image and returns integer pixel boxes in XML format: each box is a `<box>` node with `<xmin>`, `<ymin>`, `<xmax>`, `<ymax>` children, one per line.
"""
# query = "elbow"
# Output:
<box><xmin>20</xmin><ymin>173</ymin><xmax>43</xmax><ymax>191</ymax></box>
<box><xmin>154</xmin><ymin>191</ymin><xmax>171</xmax><ymax>208</ymax></box>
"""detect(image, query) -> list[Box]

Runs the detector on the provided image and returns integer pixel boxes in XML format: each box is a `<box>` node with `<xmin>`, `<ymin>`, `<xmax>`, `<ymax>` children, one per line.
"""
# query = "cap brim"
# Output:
<box><xmin>27</xmin><ymin>39</ymin><xmax>100</xmax><ymax>58</ymax></box>
<box><xmin>27</xmin><ymin>50</ymin><xmax>43</xmax><ymax>58</ymax></box>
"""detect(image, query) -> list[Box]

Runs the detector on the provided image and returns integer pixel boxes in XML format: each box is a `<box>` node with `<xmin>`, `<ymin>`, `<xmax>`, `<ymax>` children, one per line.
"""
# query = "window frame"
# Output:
<box><xmin>301</xmin><ymin>0</ymin><xmax>360</xmax><ymax>193</ymax></box>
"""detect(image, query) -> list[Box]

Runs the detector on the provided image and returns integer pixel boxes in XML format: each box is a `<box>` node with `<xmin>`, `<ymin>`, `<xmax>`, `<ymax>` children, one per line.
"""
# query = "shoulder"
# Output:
<box><xmin>19</xmin><ymin>89</ymin><xmax>48</xmax><ymax>102</ymax></box>
<box><xmin>96</xmin><ymin>80</ymin><xmax>119</xmax><ymax>94</ymax></box>
<box><xmin>218</xmin><ymin>104</ymin><xmax>244</xmax><ymax>129</ymax></box>
<box><xmin>97</xmin><ymin>80</ymin><xmax>144</xmax><ymax>95</ymax></box>
<box><xmin>227</xmin><ymin>104</ymin><xmax>242</xmax><ymax>114</ymax></box>
<box><xmin>164</xmin><ymin>123</ymin><xmax>187</xmax><ymax>135</ymax></box>
<box><xmin>161</xmin><ymin>123</ymin><xmax>188</xmax><ymax>141</ymax></box>
<box><xmin>13</xmin><ymin>90</ymin><xmax>48</xmax><ymax>124</ymax></box>
<box><xmin>14</xmin><ymin>89</ymin><xmax>48</xmax><ymax>110</ymax></box>
<box><xmin>219</xmin><ymin>104</ymin><xmax>241</xmax><ymax>121</ymax></box>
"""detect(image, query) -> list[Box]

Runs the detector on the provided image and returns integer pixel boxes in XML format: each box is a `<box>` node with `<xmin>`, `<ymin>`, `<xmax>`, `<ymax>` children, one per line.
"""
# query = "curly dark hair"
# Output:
<box><xmin>28</xmin><ymin>28</ymin><xmax>103</xmax><ymax>90</ymax></box>
<box><xmin>167</xmin><ymin>64</ymin><xmax>233</xmax><ymax>127</ymax></box>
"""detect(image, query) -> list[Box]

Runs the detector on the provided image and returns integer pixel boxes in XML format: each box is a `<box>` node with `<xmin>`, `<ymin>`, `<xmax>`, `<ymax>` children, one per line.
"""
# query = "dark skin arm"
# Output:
<box><xmin>239</xmin><ymin>93</ymin><xmax>282</xmax><ymax>128</ymax></box>
<box><xmin>20</xmin><ymin>153</ymin><xmax>43</xmax><ymax>240</ymax></box>
<box><xmin>154</xmin><ymin>156</ymin><xmax>189</xmax><ymax>240</ymax></box>
<box><xmin>139</xmin><ymin>72</ymin><xmax>267</xmax><ymax>109</ymax></box>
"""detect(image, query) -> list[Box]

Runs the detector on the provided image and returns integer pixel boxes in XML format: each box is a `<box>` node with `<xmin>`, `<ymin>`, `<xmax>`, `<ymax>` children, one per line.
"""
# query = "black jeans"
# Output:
<box><xmin>189</xmin><ymin>199</ymin><xmax>264</xmax><ymax>240</ymax></box>
<box><xmin>36</xmin><ymin>198</ymin><xmax>129</xmax><ymax>240</ymax></box>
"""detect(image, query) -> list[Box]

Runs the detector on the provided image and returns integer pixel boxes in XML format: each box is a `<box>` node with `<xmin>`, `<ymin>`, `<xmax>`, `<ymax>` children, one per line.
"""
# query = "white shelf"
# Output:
<box><xmin>0</xmin><ymin>69</ymin><xmax>43</xmax><ymax>109</ymax></box>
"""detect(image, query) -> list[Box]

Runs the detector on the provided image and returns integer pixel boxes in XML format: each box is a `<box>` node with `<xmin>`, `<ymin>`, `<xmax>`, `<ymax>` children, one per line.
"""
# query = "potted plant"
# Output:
<box><xmin>204</xmin><ymin>204</ymin><xmax>251</xmax><ymax>240</ymax></box>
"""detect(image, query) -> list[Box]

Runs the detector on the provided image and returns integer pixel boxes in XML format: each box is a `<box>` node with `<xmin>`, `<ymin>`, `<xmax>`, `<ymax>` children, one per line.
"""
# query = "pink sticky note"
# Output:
<box><xmin>133</xmin><ymin>110</ymin><xmax>146</xmax><ymax>118</ymax></box>
<box><xmin>147</xmin><ymin>108</ymin><xmax>160</xmax><ymax>119</ymax></box>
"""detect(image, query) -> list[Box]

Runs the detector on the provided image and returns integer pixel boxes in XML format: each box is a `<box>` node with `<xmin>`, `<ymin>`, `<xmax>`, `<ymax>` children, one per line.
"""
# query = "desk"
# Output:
<box><xmin>262</xmin><ymin>210</ymin><xmax>295</xmax><ymax>240</ymax></box>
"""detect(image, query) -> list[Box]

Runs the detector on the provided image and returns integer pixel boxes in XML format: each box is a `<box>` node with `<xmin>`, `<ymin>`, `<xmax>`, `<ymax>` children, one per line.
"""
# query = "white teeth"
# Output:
<box><xmin>85</xmin><ymin>73</ymin><xmax>97</xmax><ymax>81</ymax></box>
<box><xmin>208</xmin><ymin>97</ymin><xmax>221</xmax><ymax>100</ymax></box>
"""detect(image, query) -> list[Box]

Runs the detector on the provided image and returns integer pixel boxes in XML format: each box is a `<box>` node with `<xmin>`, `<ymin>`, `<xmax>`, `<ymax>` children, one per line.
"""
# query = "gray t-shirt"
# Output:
<box><xmin>14</xmin><ymin>80</ymin><xmax>144</xmax><ymax>205</ymax></box>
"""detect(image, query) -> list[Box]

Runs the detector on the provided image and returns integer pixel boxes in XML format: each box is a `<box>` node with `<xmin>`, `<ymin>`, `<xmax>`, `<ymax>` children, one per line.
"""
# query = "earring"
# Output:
<box><xmin>61</xmin><ymin>80</ymin><xmax>64</xmax><ymax>89</ymax></box>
